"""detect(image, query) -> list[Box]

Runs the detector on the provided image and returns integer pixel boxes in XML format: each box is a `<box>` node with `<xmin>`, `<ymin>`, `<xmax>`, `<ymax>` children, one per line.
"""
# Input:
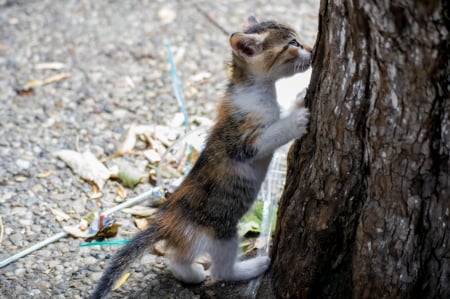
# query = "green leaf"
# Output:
<box><xmin>118</xmin><ymin>169</ymin><xmax>142</xmax><ymax>188</ymax></box>
<box><xmin>238</xmin><ymin>220</ymin><xmax>260</xmax><ymax>237</ymax></box>
<box><xmin>238</xmin><ymin>200</ymin><xmax>278</xmax><ymax>237</ymax></box>
<box><xmin>238</xmin><ymin>201</ymin><xmax>264</xmax><ymax>237</ymax></box>
<box><xmin>240</xmin><ymin>240</ymin><xmax>252</xmax><ymax>251</ymax></box>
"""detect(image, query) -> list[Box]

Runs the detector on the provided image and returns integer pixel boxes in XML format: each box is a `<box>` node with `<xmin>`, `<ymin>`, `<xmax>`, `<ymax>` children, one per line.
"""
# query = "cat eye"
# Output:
<box><xmin>288</xmin><ymin>39</ymin><xmax>303</xmax><ymax>48</ymax></box>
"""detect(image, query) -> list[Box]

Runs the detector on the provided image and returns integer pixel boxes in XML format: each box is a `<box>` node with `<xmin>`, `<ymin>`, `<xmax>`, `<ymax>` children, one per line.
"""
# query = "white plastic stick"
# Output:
<box><xmin>0</xmin><ymin>187</ymin><xmax>165</xmax><ymax>269</ymax></box>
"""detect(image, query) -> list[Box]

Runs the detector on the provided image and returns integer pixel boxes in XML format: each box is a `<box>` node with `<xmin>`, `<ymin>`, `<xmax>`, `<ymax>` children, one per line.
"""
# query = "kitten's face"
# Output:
<box><xmin>230</xmin><ymin>18</ymin><xmax>312</xmax><ymax>82</ymax></box>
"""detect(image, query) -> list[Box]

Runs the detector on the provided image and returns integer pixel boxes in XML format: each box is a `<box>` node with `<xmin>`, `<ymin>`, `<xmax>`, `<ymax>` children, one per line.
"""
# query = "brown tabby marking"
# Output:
<box><xmin>90</xmin><ymin>17</ymin><xmax>312</xmax><ymax>299</ymax></box>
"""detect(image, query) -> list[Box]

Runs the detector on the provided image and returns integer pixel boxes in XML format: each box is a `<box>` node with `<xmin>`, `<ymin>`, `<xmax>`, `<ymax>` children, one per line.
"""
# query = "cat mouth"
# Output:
<box><xmin>295</xmin><ymin>62</ymin><xmax>311</xmax><ymax>72</ymax></box>
<box><xmin>294</xmin><ymin>59</ymin><xmax>311</xmax><ymax>73</ymax></box>
<box><xmin>283</xmin><ymin>58</ymin><xmax>311</xmax><ymax>72</ymax></box>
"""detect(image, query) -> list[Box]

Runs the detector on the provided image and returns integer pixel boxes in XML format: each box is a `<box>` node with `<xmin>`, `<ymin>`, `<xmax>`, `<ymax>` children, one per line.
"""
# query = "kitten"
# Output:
<box><xmin>91</xmin><ymin>16</ymin><xmax>312</xmax><ymax>299</ymax></box>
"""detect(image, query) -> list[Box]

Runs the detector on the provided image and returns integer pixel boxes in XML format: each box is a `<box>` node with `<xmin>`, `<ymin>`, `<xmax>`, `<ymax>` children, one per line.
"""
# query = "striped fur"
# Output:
<box><xmin>90</xmin><ymin>17</ymin><xmax>312</xmax><ymax>298</ymax></box>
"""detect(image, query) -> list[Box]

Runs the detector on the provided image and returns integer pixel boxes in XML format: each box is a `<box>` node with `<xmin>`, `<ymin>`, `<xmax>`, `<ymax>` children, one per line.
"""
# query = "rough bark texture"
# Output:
<box><xmin>270</xmin><ymin>1</ymin><xmax>449</xmax><ymax>298</ymax></box>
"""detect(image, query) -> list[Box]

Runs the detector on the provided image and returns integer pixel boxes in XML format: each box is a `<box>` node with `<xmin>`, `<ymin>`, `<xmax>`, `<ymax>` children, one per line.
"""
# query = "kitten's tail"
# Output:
<box><xmin>90</xmin><ymin>223</ymin><xmax>162</xmax><ymax>299</ymax></box>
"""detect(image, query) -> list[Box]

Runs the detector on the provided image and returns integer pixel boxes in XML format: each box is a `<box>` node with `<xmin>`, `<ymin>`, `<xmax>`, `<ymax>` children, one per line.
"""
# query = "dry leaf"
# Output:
<box><xmin>24</xmin><ymin>73</ymin><xmax>71</xmax><ymax>89</ymax></box>
<box><xmin>37</xmin><ymin>170</ymin><xmax>53</xmax><ymax>178</ymax></box>
<box><xmin>63</xmin><ymin>224</ymin><xmax>89</xmax><ymax>238</ymax></box>
<box><xmin>79</xmin><ymin>219</ymin><xmax>89</xmax><ymax>231</ymax></box>
<box><xmin>50</xmin><ymin>208</ymin><xmax>71</xmax><ymax>222</ymax></box>
<box><xmin>55</xmin><ymin>150</ymin><xmax>111</xmax><ymax>190</ymax></box>
<box><xmin>117</xmin><ymin>124</ymin><xmax>137</xmax><ymax>155</ymax></box>
<box><xmin>123</xmin><ymin>206</ymin><xmax>158</xmax><ymax>217</ymax></box>
<box><xmin>148</xmin><ymin>137</ymin><xmax>168</xmax><ymax>157</ymax></box>
<box><xmin>149</xmin><ymin>168</ymin><xmax>157</xmax><ymax>185</ymax></box>
<box><xmin>134</xmin><ymin>218</ymin><xmax>150</xmax><ymax>231</ymax></box>
<box><xmin>116</xmin><ymin>125</ymin><xmax>159</xmax><ymax>156</ymax></box>
<box><xmin>90</xmin><ymin>192</ymin><xmax>103</xmax><ymax>199</ymax></box>
<box><xmin>34</xmin><ymin>62</ymin><xmax>66</xmax><ymax>70</ymax></box>
<box><xmin>15</xmin><ymin>176</ymin><xmax>28</xmax><ymax>182</ymax></box>
<box><xmin>112</xmin><ymin>273</ymin><xmax>130</xmax><ymax>291</ymax></box>
<box><xmin>117</xmin><ymin>185</ymin><xmax>127</xmax><ymax>199</ymax></box>
<box><xmin>92</xmin><ymin>184</ymin><xmax>99</xmax><ymax>194</ymax></box>
<box><xmin>143</xmin><ymin>149</ymin><xmax>161</xmax><ymax>164</ymax></box>
<box><xmin>153</xmin><ymin>126</ymin><xmax>178</xmax><ymax>147</ymax></box>
<box><xmin>153</xmin><ymin>240</ymin><xmax>166</xmax><ymax>256</ymax></box>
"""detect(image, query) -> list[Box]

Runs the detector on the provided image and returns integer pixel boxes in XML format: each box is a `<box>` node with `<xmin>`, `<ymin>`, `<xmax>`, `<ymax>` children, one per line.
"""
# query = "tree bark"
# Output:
<box><xmin>270</xmin><ymin>1</ymin><xmax>449</xmax><ymax>298</ymax></box>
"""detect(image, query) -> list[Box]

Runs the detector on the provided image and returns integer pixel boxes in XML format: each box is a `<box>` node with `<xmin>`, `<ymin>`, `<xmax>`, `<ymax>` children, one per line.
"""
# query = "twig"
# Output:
<box><xmin>34</xmin><ymin>62</ymin><xmax>66</xmax><ymax>70</ymax></box>
<box><xmin>0</xmin><ymin>187</ymin><xmax>165</xmax><ymax>269</ymax></box>
<box><xmin>24</xmin><ymin>72</ymin><xmax>71</xmax><ymax>89</ymax></box>
<box><xmin>192</xmin><ymin>2</ymin><xmax>229</xmax><ymax>36</ymax></box>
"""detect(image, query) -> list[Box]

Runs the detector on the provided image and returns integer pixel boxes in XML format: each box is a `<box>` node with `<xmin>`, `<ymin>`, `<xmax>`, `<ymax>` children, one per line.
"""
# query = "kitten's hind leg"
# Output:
<box><xmin>209</xmin><ymin>236</ymin><xmax>270</xmax><ymax>281</ymax></box>
<box><xmin>167</xmin><ymin>243</ymin><xmax>207</xmax><ymax>284</ymax></box>
<box><xmin>168</xmin><ymin>259</ymin><xmax>206</xmax><ymax>284</ymax></box>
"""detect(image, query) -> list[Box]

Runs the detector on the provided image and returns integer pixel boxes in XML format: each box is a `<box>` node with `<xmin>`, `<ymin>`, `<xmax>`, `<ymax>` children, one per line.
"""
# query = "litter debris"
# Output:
<box><xmin>134</xmin><ymin>218</ymin><xmax>150</xmax><ymax>231</ymax></box>
<box><xmin>122</xmin><ymin>206</ymin><xmax>158</xmax><ymax>217</ymax></box>
<box><xmin>112</xmin><ymin>272</ymin><xmax>131</xmax><ymax>290</ymax></box>
<box><xmin>34</xmin><ymin>62</ymin><xmax>66</xmax><ymax>70</ymax></box>
<box><xmin>50</xmin><ymin>208</ymin><xmax>71</xmax><ymax>222</ymax></box>
<box><xmin>156</xmin><ymin>127</ymin><xmax>208</xmax><ymax>191</ymax></box>
<box><xmin>63</xmin><ymin>213</ymin><xmax>120</xmax><ymax>241</ymax></box>
<box><xmin>0</xmin><ymin>187</ymin><xmax>166</xmax><ymax>269</ymax></box>
<box><xmin>118</xmin><ymin>170</ymin><xmax>139</xmax><ymax>188</ymax></box>
<box><xmin>55</xmin><ymin>150</ymin><xmax>111</xmax><ymax>191</ymax></box>
<box><xmin>117</xmin><ymin>185</ymin><xmax>127</xmax><ymax>199</ymax></box>
<box><xmin>15</xmin><ymin>72</ymin><xmax>71</xmax><ymax>94</ymax></box>
<box><xmin>80</xmin><ymin>239</ymin><xmax>129</xmax><ymax>247</ymax></box>
<box><xmin>114</xmin><ymin>124</ymin><xmax>182</xmax><ymax>158</ymax></box>
<box><xmin>37</xmin><ymin>170</ymin><xmax>53</xmax><ymax>178</ymax></box>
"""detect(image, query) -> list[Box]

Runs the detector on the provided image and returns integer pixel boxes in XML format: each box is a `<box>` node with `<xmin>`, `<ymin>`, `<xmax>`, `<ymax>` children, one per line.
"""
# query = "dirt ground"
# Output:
<box><xmin>0</xmin><ymin>1</ymin><xmax>319</xmax><ymax>298</ymax></box>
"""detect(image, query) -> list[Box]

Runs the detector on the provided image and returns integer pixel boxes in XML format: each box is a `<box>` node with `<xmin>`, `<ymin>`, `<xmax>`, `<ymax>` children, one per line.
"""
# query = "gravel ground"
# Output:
<box><xmin>0</xmin><ymin>1</ymin><xmax>318</xmax><ymax>298</ymax></box>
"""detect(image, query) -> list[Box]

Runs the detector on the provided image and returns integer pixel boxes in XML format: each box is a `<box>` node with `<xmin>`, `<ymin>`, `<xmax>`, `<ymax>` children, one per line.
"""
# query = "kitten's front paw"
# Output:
<box><xmin>291</xmin><ymin>107</ymin><xmax>310</xmax><ymax>131</ymax></box>
<box><xmin>285</xmin><ymin>107</ymin><xmax>310</xmax><ymax>139</ymax></box>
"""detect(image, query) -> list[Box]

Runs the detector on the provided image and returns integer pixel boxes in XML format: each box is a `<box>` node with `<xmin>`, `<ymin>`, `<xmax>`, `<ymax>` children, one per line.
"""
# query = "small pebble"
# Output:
<box><xmin>15</xmin><ymin>268</ymin><xmax>26</xmax><ymax>276</ymax></box>
<box><xmin>16</xmin><ymin>159</ymin><xmax>31</xmax><ymax>169</ymax></box>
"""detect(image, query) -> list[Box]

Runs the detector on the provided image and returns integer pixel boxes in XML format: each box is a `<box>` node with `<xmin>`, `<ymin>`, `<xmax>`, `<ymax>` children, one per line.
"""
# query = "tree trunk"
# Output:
<box><xmin>270</xmin><ymin>1</ymin><xmax>449</xmax><ymax>298</ymax></box>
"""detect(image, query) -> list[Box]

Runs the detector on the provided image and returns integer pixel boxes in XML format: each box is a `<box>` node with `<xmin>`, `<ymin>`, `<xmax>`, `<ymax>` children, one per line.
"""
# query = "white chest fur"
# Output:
<box><xmin>231</xmin><ymin>82</ymin><xmax>280</xmax><ymax>125</ymax></box>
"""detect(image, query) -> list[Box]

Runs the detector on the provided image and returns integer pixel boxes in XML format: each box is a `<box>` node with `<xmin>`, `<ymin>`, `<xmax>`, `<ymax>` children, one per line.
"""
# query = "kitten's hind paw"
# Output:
<box><xmin>231</xmin><ymin>256</ymin><xmax>271</xmax><ymax>281</ymax></box>
<box><xmin>169</xmin><ymin>262</ymin><xmax>206</xmax><ymax>284</ymax></box>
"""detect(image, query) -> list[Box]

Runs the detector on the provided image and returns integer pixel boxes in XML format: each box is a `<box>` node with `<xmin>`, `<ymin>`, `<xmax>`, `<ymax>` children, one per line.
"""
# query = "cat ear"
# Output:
<box><xmin>229</xmin><ymin>33</ymin><xmax>262</xmax><ymax>57</ymax></box>
<box><xmin>242</xmin><ymin>16</ymin><xmax>258</xmax><ymax>31</ymax></box>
